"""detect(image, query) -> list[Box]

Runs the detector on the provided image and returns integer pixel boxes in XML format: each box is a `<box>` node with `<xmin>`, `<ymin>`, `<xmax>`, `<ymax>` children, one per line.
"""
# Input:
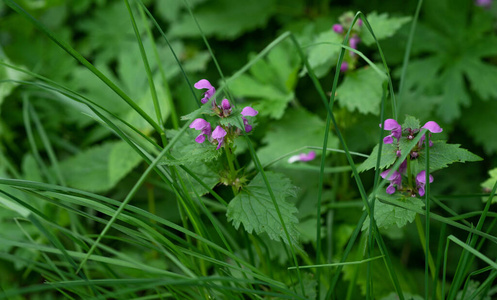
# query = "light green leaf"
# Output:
<box><xmin>356</xmin><ymin>143</ymin><xmax>397</xmax><ymax>173</ymax></box>
<box><xmin>360</xmin><ymin>12</ymin><xmax>411</xmax><ymax>46</ymax></box>
<box><xmin>363</xmin><ymin>190</ymin><xmax>424</xmax><ymax>231</ymax></box>
<box><xmin>305</xmin><ymin>30</ymin><xmax>342</xmax><ymax>78</ymax></box>
<box><xmin>481</xmin><ymin>168</ymin><xmax>497</xmax><ymax>204</ymax></box>
<box><xmin>228</xmin><ymin>40</ymin><xmax>299</xmax><ymax>119</ymax></box>
<box><xmin>336</xmin><ymin>66</ymin><xmax>385</xmax><ymax>115</ymax></box>
<box><xmin>226</xmin><ymin>172</ymin><xmax>299</xmax><ymax>245</ymax></box>
<box><xmin>169</xmin><ymin>0</ymin><xmax>277</xmax><ymax>40</ymax></box>
<box><xmin>57</xmin><ymin>141</ymin><xmax>142</xmax><ymax>193</ymax></box>
<box><xmin>256</xmin><ymin>108</ymin><xmax>338</xmax><ymax>166</ymax></box>
<box><xmin>410</xmin><ymin>141</ymin><xmax>482</xmax><ymax>175</ymax></box>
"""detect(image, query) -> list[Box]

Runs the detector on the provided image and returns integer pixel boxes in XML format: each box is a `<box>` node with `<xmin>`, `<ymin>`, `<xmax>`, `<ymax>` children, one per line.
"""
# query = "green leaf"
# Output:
<box><xmin>228</xmin><ymin>40</ymin><xmax>299</xmax><ymax>119</ymax></box>
<box><xmin>360</xmin><ymin>11</ymin><xmax>411</xmax><ymax>46</ymax></box>
<box><xmin>464</xmin><ymin>58</ymin><xmax>497</xmax><ymax>100</ymax></box>
<box><xmin>363</xmin><ymin>190</ymin><xmax>424</xmax><ymax>231</ymax></box>
<box><xmin>169</xmin><ymin>0</ymin><xmax>277</xmax><ymax>40</ymax></box>
<box><xmin>481</xmin><ymin>168</ymin><xmax>497</xmax><ymax>204</ymax></box>
<box><xmin>163</xmin><ymin>130</ymin><xmax>222</xmax><ymax>166</ymax></box>
<box><xmin>461</xmin><ymin>98</ymin><xmax>497</xmax><ymax>154</ymax></box>
<box><xmin>410</xmin><ymin>141</ymin><xmax>482</xmax><ymax>175</ymax></box>
<box><xmin>336</xmin><ymin>66</ymin><xmax>386</xmax><ymax>115</ymax></box>
<box><xmin>256</xmin><ymin>108</ymin><xmax>338</xmax><ymax>166</ymax></box>
<box><xmin>56</xmin><ymin>141</ymin><xmax>142</xmax><ymax>193</ymax></box>
<box><xmin>305</xmin><ymin>30</ymin><xmax>342</xmax><ymax>78</ymax></box>
<box><xmin>356</xmin><ymin>143</ymin><xmax>397</xmax><ymax>173</ymax></box>
<box><xmin>0</xmin><ymin>57</ymin><xmax>29</xmax><ymax>112</ymax></box>
<box><xmin>226</xmin><ymin>171</ymin><xmax>299</xmax><ymax>245</ymax></box>
<box><xmin>401</xmin><ymin>115</ymin><xmax>420</xmax><ymax>130</ymax></box>
<box><xmin>164</xmin><ymin>130</ymin><xmax>222</xmax><ymax>196</ymax></box>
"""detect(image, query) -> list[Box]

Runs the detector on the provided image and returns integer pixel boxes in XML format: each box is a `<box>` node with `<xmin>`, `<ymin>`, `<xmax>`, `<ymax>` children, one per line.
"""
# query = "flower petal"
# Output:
<box><xmin>194</xmin><ymin>79</ymin><xmax>214</xmax><ymax>91</ymax></box>
<box><xmin>386</xmin><ymin>184</ymin><xmax>396</xmax><ymax>194</ymax></box>
<box><xmin>416</xmin><ymin>170</ymin><xmax>434</xmax><ymax>184</ymax></box>
<box><xmin>381</xmin><ymin>169</ymin><xmax>399</xmax><ymax>180</ymax></box>
<box><xmin>221</xmin><ymin>99</ymin><xmax>231</xmax><ymax>110</ymax></box>
<box><xmin>212</xmin><ymin>126</ymin><xmax>227</xmax><ymax>139</ymax></box>
<box><xmin>241</xmin><ymin>106</ymin><xmax>258</xmax><ymax>117</ymax></box>
<box><xmin>190</xmin><ymin>118</ymin><xmax>209</xmax><ymax>130</ymax></box>
<box><xmin>332</xmin><ymin>24</ymin><xmax>343</xmax><ymax>33</ymax></box>
<box><xmin>299</xmin><ymin>151</ymin><xmax>316</xmax><ymax>162</ymax></box>
<box><xmin>422</xmin><ymin>121</ymin><xmax>443</xmax><ymax>133</ymax></box>
<box><xmin>381</xmin><ymin>119</ymin><xmax>401</xmax><ymax>131</ymax></box>
<box><xmin>195</xmin><ymin>134</ymin><xmax>206</xmax><ymax>144</ymax></box>
<box><xmin>383</xmin><ymin>135</ymin><xmax>394</xmax><ymax>144</ymax></box>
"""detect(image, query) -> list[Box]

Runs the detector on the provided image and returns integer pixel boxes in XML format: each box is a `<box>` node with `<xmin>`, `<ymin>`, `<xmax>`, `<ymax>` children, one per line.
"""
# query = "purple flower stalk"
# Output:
<box><xmin>416</xmin><ymin>170</ymin><xmax>434</xmax><ymax>197</ymax></box>
<box><xmin>380</xmin><ymin>119</ymin><xmax>402</xmax><ymax>144</ymax></box>
<box><xmin>212</xmin><ymin>126</ymin><xmax>227</xmax><ymax>150</ymax></box>
<box><xmin>194</xmin><ymin>79</ymin><xmax>216</xmax><ymax>104</ymax></box>
<box><xmin>190</xmin><ymin>118</ymin><xmax>212</xmax><ymax>144</ymax></box>
<box><xmin>288</xmin><ymin>151</ymin><xmax>317</xmax><ymax>163</ymax></box>
<box><xmin>332</xmin><ymin>24</ymin><xmax>344</xmax><ymax>34</ymax></box>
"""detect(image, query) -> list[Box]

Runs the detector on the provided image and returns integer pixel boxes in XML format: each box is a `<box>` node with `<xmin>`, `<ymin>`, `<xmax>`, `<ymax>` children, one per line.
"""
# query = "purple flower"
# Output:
<box><xmin>358</xmin><ymin>19</ymin><xmax>363</xmax><ymax>27</ymax></box>
<box><xmin>381</xmin><ymin>169</ymin><xmax>402</xmax><ymax>194</ymax></box>
<box><xmin>288</xmin><ymin>151</ymin><xmax>317</xmax><ymax>163</ymax></box>
<box><xmin>380</xmin><ymin>119</ymin><xmax>402</xmax><ymax>144</ymax></box>
<box><xmin>190</xmin><ymin>118</ymin><xmax>211</xmax><ymax>144</ymax></box>
<box><xmin>212</xmin><ymin>126</ymin><xmax>227</xmax><ymax>150</ymax></box>
<box><xmin>350</xmin><ymin>35</ymin><xmax>360</xmax><ymax>49</ymax></box>
<box><xmin>194</xmin><ymin>79</ymin><xmax>216</xmax><ymax>104</ymax></box>
<box><xmin>241</xmin><ymin>106</ymin><xmax>258</xmax><ymax>117</ymax></box>
<box><xmin>419</xmin><ymin>121</ymin><xmax>443</xmax><ymax>147</ymax></box>
<box><xmin>332</xmin><ymin>24</ymin><xmax>344</xmax><ymax>34</ymax></box>
<box><xmin>241</xmin><ymin>106</ymin><xmax>258</xmax><ymax>132</ymax></box>
<box><xmin>475</xmin><ymin>0</ymin><xmax>492</xmax><ymax>8</ymax></box>
<box><xmin>416</xmin><ymin>170</ymin><xmax>434</xmax><ymax>197</ymax></box>
<box><xmin>340</xmin><ymin>62</ymin><xmax>349</xmax><ymax>72</ymax></box>
<box><xmin>220</xmin><ymin>99</ymin><xmax>232</xmax><ymax>117</ymax></box>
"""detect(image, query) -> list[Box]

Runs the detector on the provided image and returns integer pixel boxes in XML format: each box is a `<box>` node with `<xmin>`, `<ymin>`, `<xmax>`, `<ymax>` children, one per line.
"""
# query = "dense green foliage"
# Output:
<box><xmin>1</xmin><ymin>0</ymin><xmax>497</xmax><ymax>299</ymax></box>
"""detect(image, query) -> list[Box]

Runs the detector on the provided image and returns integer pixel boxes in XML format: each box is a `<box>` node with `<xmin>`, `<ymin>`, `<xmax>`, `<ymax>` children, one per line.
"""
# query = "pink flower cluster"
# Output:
<box><xmin>332</xmin><ymin>12</ymin><xmax>363</xmax><ymax>72</ymax></box>
<box><xmin>379</xmin><ymin>118</ymin><xmax>443</xmax><ymax>197</ymax></box>
<box><xmin>190</xmin><ymin>79</ymin><xmax>258</xmax><ymax>150</ymax></box>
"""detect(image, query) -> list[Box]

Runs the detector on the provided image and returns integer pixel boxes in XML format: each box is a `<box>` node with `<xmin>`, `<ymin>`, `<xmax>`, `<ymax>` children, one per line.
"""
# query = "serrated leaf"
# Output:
<box><xmin>361</xmin><ymin>12</ymin><xmax>411</xmax><ymax>46</ymax></box>
<box><xmin>464</xmin><ymin>58</ymin><xmax>497</xmax><ymax>100</ymax></box>
<box><xmin>305</xmin><ymin>30</ymin><xmax>342</xmax><ymax>78</ymax></box>
<box><xmin>257</xmin><ymin>108</ymin><xmax>338</xmax><ymax>166</ymax></box>
<box><xmin>356</xmin><ymin>143</ymin><xmax>397</xmax><ymax>173</ymax></box>
<box><xmin>461</xmin><ymin>98</ymin><xmax>497</xmax><ymax>154</ymax></box>
<box><xmin>226</xmin><ymin>172</ymin><xmax>299</xmax><ymax>245</ymax></box>
<box><xmin>401</xmin><ymin>115</ymin><xmax>420</xmax><ymax>130</ymax></box>
<box><xmin>410</xmin><ymin>141</ymin><xmax>482</xmax><ymax>175</ymax></box>
<box><xmin>228</xmin><ymin>40</ymin><xmax>299</xmax><ymax>119</ymax></box>
<box><xmin>363</xmin><ymin>190</ymin><xmax>424</xmax><ymax>231</ymax></box>
<box><xmin>164</xmin><ymin>130</ymin><xmax>221</xmax><ymax>196</ymax></box>
<box><xmin>56</xmin><ymin>141</ymin><xmax>142</xmax><ymax>193</ymax></box>
<box><xmin>169</xmin><ymin>0</ymin><xmax>277</xmax><ymax>40</ymax></box>
<box><xmin>336</xmin><ymin>66</ymin><xmax>385</xmax><ymax>115</ymax></box>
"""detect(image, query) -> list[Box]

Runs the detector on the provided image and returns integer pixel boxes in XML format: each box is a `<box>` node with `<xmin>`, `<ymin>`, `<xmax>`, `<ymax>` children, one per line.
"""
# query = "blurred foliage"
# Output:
<box><xmin>1</xmin><ymin>0</ymin><xmax>497</xmax><ymax>299</ymax></box>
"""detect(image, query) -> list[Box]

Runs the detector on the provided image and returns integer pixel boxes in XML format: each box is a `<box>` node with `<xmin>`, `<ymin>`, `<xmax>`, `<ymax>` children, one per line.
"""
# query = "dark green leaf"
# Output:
<box><xmin>226</xmin><ymin>171</ymin><xmax>299</xmax><ymax>245</ymax></box>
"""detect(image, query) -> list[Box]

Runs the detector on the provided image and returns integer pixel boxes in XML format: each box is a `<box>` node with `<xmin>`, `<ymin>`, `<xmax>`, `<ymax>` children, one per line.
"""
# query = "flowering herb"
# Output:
<box><xmin>189</xmin><ymin>79</ymin><xmax>259</xmax><ymax>150</ymax></box>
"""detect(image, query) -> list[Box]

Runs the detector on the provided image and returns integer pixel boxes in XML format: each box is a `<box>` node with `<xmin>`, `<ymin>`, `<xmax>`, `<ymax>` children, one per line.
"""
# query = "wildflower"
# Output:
<box><xmin>220</xmin><ymin>99</ymin><xmax>232</xmax><ymax>117</ymax></box>
<box><xmin>332</xmin><ymin>24</ymin><xmax>344</xmax><ymax>34</ymax></box>
<box><xmin>381</xmin><ymin>169</ymin><xmax>402</xmax><ymax>194</ymax></box>
<box><xmin>380</xmin><ymin>119</ymin><xmax>402</xmax><ymax>144</ymax></box>
<box><xmin>288</xmin><ymin>151</ymin><xmax>317</xmax><ymax>163</ymax></box>
<box><xmin>194</xmin><ymin>79</ymin><xmax>216</xmax><ymax>104</ymax></box>
<box><xmin>240</xmin><ymin>106</ymin><xmax>258</xmax><ymax>133</ymax></box>
<box><xmin>212</xmin><ymin>126</ymin><xmax>227</xmax><ymax>150</ymax></box>
<box><xmin>349</xmin><ymin>35</ymin><xmax>360</xmax><ymax>57</ymax></box>
<box><xmin>189</xmin><ymin>118</ymin><xmax>211</xmax><ymax>144</ymax></box>
<box><xmin>340</xmin><ymin>62</ymin><xmax>349</xmax><ymax>72</ymax></box>
<box><xmin>416</xmin><ymin>170</ymin><xmax>434</xmax><ymax>197</ymax></box>
<box><xmin>419</xmin><ymin>121</ymin><xmax>443</xmax><ymax>147</ymax></box>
